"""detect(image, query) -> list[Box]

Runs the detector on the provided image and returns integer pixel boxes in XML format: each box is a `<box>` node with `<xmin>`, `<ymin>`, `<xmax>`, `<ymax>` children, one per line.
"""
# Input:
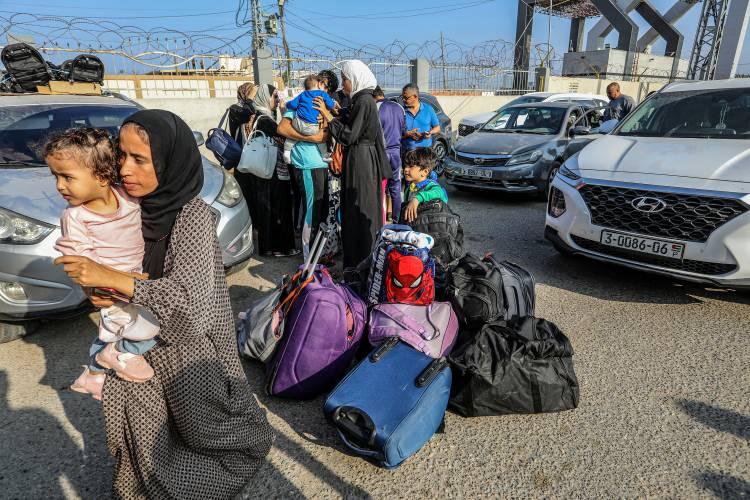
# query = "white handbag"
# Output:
<box><xmin>236</xmin><ymin>116</ymin><xmax>278</xmax><ymax>179</ymax></box>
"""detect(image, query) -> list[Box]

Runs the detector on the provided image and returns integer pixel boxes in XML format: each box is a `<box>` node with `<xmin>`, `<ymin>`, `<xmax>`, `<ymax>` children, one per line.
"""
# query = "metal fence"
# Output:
<box><xmin>271</xmin><ymin>58</ymin><xmax>413</xmax><ymax>93</ymax></box>
<box><xmin>429</xmin><ymin>65</ymin><xmax>533</xmax><ymax>94</ymax></box>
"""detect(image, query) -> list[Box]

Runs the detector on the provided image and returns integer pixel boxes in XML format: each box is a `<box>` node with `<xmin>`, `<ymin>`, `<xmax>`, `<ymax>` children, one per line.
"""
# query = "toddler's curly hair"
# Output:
<box><xmin>43</xmin><ymin>128</ymin><xmax>118</xmax><ymax>184</ymax></box>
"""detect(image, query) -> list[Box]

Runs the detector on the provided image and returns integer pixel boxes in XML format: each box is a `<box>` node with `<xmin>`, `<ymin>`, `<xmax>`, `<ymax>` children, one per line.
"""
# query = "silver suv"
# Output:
<box><xmin>0</xmin><ymin>93</ymin><xmax>254</xmax><ymax>342</ymax></box>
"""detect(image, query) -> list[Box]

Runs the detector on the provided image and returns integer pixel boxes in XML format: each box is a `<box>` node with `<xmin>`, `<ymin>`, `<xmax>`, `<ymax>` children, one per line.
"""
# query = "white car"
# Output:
<box><xmin>458</xmin><ymin>92</ymin><xmax>609</xmax><ymax>137</ymax></box>
<box><xmin>545</xmin><ymin>78</ymin><xmax>750</xmax><ymax>289</ymax></box>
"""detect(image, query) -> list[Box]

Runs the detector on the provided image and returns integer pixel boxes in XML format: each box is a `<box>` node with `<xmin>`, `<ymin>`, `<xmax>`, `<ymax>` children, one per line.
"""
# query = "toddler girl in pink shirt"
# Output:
<box><xmin>44</xmin><ymin>128</ymin><xmax>159</xmax><ymax>400</ymax></box>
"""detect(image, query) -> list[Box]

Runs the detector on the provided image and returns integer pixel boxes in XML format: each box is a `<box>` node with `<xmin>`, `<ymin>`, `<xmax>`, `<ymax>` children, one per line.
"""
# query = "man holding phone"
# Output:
<box><xmin>401</xmin><ymin>83</ymin><xmax>440</xmax><ymax>152</ymax></box>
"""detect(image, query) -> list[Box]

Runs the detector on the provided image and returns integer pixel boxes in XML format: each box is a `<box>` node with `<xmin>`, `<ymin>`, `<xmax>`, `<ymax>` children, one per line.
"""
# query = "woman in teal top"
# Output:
<box><xmin>277</xmin><ymin>109</ymin><xmax>329</xmax><ymax>258</ymax></box>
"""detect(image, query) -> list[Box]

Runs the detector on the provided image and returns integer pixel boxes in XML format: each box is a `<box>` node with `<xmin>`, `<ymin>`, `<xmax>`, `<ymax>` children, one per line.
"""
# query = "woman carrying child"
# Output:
<box><xmin>53</xmin><ymin>110</ymin><xmax>275</xmax><ymax>498</ymax></box>
<box><xmin>277</xmin><ymin>84</ymin><xmax>330</xmax><ymax>259</ymax></box>
<box><xmin>315</xmin><ymin>59</ymin><xmax>392</xmax><ymax>268</ymax></box>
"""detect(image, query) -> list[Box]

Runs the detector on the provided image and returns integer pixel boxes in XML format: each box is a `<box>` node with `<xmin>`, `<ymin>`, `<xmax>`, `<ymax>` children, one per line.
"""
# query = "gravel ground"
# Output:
<box><xmin>0</xmin><ymin>184</ymin><xmax>748</xmax><ymax>499</ymax></box>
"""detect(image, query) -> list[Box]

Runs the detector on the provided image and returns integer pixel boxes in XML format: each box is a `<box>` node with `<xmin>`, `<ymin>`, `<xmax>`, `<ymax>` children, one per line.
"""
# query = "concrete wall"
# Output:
<box><xmin>435</xmin><ymin>95</ymin><xmax>516</xmax><ymax>126</ymax></box>
<box><xmin>562</xmin><ymin>49</ymin><xmax>688</xmax><ymax>82</ymax></box>
<box><xmin>134</xmin><ymin>96</ymin><xmax>517</xmax><ymax>137</ymax></box>
<box><xmin>546</xmin><ymin>76</ymin><xmax>664</xmax><ymax>103</ymax></box>
<box><xmin>135</xmin><ymin>74</ymin><xmax>658</xmax><ymax>138</ymax></box>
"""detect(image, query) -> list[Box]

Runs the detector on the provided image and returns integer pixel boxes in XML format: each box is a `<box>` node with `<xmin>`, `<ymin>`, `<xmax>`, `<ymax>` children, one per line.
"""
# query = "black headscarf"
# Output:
<box><xmin>122</xmin><ymin>110</ymin><xmax>203</xmax><ymax>279</ymax></box>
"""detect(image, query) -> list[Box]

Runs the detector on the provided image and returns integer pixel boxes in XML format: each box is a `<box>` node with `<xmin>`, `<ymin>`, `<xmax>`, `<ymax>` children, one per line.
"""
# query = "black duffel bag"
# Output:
<box><xmin>402</xmin><ymin>199</ymin><xmax>464</xmax><ymax>266</ymax></box>
<box><xmin>448</xmin><ymin>316</ymin><xmax>579</xmax><ymax>416</ymax></box>
<box><xmin>447</xmin><ymin>253</ymin><xmax>535</xmax><ymax>329</ymax></box>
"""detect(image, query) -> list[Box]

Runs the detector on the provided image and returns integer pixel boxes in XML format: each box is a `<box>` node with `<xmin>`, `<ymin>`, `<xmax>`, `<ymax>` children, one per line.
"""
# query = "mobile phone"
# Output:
<box><xmin>91</xmin><ymin>287</ymin><xmax>130</xmax><ymax>303</ymax></box>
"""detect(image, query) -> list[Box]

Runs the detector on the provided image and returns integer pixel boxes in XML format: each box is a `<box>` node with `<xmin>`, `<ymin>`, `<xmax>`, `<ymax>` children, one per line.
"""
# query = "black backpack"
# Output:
<box><xmin>447</xmin><ymin>253</ymin><xmax>535</xmax><ymax>329</ymax></box>
<box><xmin>403</xmin><ymin>199</ymin><xmax>464</xmax><ymax>266</ymax></box>
<box><xmin>0</xmin><ymin>43</ymin><xmax>51</xmax><ymax>92</ymax></box>
<box><xmin>68</xmin><ymin>54</ymin><xmax>104</xmax><ymax>84</ymax></box>
<box><xmin>449</xmin><ymin>316</ymin><xmax>579</xmax><ymax>416</ymax></box>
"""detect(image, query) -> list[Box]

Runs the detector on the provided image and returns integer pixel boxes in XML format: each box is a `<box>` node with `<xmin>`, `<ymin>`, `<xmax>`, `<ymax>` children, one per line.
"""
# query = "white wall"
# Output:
<box><xmin>134</xmin><ymin>96</ymin><xmax>515</xmax><ymax>137</ymax></box>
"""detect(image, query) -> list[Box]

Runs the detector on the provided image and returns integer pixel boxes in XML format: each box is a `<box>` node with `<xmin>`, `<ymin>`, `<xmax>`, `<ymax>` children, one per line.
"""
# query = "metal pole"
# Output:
<box><xmin>440</xmin><ymin>31</ymin><xmax>447</xmax><ymax>90</ymax></box>
<box><xmin>278</xmin><ymin>0</ymin><xmax>292</xmax><ymax>86</ymax></box>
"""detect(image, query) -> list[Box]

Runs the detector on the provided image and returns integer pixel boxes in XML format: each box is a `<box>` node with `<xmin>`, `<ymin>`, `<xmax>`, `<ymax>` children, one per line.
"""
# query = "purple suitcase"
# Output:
<box><xmin>368</xmin><ymin>302</ymin><xmax>459</xmax><ymax>358</ymax></box>
<box><xmin>266</xmin><ymin>265</ymin><xmax>367</xmax><ymax>399</ymax></box>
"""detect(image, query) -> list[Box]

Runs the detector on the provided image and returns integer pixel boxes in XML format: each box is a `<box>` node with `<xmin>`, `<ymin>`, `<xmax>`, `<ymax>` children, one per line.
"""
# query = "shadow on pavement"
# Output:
<box><xmin>694</xmin><ymin>471</ymin><xmax>750</xmax><ymax>498</ymax></box>
<box><xmin>678</xmin><ymin>400</ymin><xmax>750</xmax><ymax>498</ymax></box>
<box><xmin>0</xmin><ymin>369</ymin><xmax>90</xmax><ymax>498</ymax></box>
<box><xmin>677</xmin><ymin>399</ymin><xmax>749</xmax><ymax>441</ymax></box>
<box><xmin>240</xmin><ymin>358</ymin><xmax>371</xmax><ymax>498</ymax></box>
<box><xmin>21</xmin><ymin>314</ymin><xmax>113</xmax><ymax>497</ymax></box>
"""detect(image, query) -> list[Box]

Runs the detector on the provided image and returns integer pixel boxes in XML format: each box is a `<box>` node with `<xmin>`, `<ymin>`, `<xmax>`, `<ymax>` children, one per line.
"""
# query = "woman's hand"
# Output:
<box><xmin>306</xmin><ymin>129</ymin><xmax>329</xmax><ymax>144</ymax></box>
<box><xmin>55</xmin><ymin>255</ymin><xmax>116</xmax><ymax>288</ymax></box>
<box><xmin>313</xmin><ymin>97</ymin><xmax>334</xmax><ymax>123</ymax></box>
<box><xmin>83</xmin><ymin>287</ymin><xmax>115</xmax><ymax>308</ymax></box>
<box><xmin>54</xmin><ymin>255</ymin><xmax>136</xmax><ymax>301</ymax></box>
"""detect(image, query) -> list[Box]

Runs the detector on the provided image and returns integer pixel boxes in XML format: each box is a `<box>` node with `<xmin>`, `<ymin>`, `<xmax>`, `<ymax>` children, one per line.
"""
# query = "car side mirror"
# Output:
<box><xmin>570</xmin><ymin>126</ymin><xmax>591</xmax><ymax>137</ymax></box>
<box><xmin>193</xmin><ymin>131</ymin><xmax>205</xmax><ymax>147</ymax></box>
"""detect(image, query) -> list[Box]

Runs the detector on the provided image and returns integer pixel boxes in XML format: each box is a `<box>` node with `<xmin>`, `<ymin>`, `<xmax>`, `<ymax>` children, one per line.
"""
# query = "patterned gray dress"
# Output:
<box><xmin>102</xmin><ymin>198</ymin><xmax>275</xmax><ymax>499</ymax></box>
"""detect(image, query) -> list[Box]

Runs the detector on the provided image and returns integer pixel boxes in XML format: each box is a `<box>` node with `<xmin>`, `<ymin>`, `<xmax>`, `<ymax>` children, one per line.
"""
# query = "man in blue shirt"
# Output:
<box><xmin>374</xmin><ymin>86</ymin><xmax>406</xmax><ymax>222</ymax></box>
<box><xmin>401</xmin><ymin>83</ymin><xmax>440</xmax><ymax>151</ymax></box>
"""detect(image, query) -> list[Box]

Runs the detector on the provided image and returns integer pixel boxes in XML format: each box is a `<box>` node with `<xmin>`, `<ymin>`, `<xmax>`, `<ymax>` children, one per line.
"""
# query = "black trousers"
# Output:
<box><xmin>234</xmin><ymin>169</ymin><xmax>295</xmax><ymax>255</ymax></box>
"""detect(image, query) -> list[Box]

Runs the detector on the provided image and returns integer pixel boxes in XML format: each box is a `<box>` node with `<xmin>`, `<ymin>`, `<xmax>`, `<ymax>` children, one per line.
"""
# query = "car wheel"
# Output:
<box><xmin>433</xmin><ymin>140</ymin><xmax>447</xmax><ymax>161</ymax></box>
<box><xmin>540</xmin><ymin>163</ymin><xmax>561</xmax><ymax>201</ymax></box>
<box><xmin>0</xmin><ymin>320</ymin><xmax>41</xmax><ymax>344</ymax></box>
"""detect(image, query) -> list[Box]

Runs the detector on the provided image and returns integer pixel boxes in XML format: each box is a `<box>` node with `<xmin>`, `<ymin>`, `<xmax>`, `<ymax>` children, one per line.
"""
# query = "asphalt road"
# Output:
<box><xmin>1</xmin><ymin>185</ymin><xmax>748</xmax><ymax>499</ymax></box>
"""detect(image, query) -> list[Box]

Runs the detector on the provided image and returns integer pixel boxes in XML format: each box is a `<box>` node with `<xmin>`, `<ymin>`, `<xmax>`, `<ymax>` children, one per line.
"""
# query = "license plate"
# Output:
<box><xmin>600</xmin><ymin>230</ymin><xmax>685</xmax><ymax>259</ymax></box>
<box><xmin>459</xmin><ymin>167</ymin><xmax>492</xmax><ymax>179</ymax></box>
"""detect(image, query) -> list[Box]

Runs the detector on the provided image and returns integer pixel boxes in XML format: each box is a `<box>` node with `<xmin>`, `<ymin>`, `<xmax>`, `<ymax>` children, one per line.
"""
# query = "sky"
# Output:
<box><xmin>1</xmin><ymin>0</ymin><xmax>749</xmax><ymax>74</ymax></box>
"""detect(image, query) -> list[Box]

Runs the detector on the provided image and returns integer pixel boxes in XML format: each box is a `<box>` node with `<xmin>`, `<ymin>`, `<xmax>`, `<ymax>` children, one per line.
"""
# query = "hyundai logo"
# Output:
<box><xmin>631</xmin><ymin>196</ymin><xmax>668</xmax><ymax>213</ymax></box>
<box><xmin>473</xmin><ymin>157</ymin><xmax>485</xmax><ymax>165</ymax></box>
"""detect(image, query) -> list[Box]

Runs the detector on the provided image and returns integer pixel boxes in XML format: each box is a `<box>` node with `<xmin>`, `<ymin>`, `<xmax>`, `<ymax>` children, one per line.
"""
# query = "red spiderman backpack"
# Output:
<box><xmin>384</xmin><ymin>244</ymin><xmax>435</xmax><ymax>305</ymax></box>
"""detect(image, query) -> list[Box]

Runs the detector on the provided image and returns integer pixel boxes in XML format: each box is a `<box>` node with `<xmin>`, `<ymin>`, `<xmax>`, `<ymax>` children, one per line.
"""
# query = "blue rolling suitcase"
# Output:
<box><xmin>324</xmin><ymin>338</ymin><xmax>451</xmax><ymax>468</ymax></box>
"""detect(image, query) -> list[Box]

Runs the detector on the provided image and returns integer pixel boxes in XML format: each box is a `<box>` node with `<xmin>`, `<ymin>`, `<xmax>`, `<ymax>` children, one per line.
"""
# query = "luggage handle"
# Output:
<box><xmin>216</xmin><ymin>107</ymin><xmax>231</xmax><ymax>132</ymax></box>
<box><xmin>416</xmin><ymin>357</ymin><xmax>448</xmax><ymax>387</ymax></box>
<box><xmin>370</xmin><ymin>336</ymin><xmax>399</xmax><ymax>363</ymax></box>
<box><xmin>302</xmin><ymin>224</ymin><xmax>334</xmax><ymax>280</ymax></box>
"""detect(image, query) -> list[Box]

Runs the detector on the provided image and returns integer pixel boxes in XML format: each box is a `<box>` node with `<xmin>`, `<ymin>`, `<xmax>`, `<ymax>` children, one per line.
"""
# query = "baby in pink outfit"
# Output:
<box><xmin>44</xmin><ymin>128</ymin><xmax>159</xmax><ymax>400</ymax></box>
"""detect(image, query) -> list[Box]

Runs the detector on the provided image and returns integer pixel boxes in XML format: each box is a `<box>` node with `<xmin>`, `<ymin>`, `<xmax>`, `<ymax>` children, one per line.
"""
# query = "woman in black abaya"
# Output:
<box><xmin>315</xmin><ymin>60</ymin><xmax>391</xmax><ymax>268</ymax></box>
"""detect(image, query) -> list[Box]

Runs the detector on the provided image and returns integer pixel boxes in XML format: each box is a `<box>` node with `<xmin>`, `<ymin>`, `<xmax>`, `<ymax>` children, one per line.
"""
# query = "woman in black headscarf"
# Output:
<box><xmin>56</xmin><ymin>110</ymin><xmax>275</xmax><ymax>498</ymax></box>
<box><xmin>232</xmin><ymin>83</ymin><xmax>299</xmax><ymax>256</ymax></box>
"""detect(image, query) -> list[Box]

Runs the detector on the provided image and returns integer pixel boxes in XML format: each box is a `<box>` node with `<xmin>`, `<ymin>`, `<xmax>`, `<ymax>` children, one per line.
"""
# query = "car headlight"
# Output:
<box><xmin>0</xmin><ymin>208</ymin><xmax>54</xmax><ymax>245</ymax></box>
<box><xmin>558</xmin><ymin>164</ymin><xmax>581</xmax><ymax>181</ymax></box>
<box><xmin>216</xmin><ymin>169</ymin><xmax>243</xmax><ymax>207</ymax></box>
<box><xmin>506</xmin><ymin>149</ymin><xmax>542</xmax><ymax>166</ymax></box>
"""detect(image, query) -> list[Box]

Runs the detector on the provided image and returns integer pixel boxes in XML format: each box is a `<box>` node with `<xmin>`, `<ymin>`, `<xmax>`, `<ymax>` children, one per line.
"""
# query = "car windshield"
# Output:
<box><xmin>0</xmin><ymin>104</ymin><xmax>138</xmax><ymax>166</ymax></box>
<box><xmin>616</xmin><ymin>87</ymin><xmax>750</xmax><ymax>139</ymax></box>
<box><xmin>482</xmin><ymin>106</ymin><xmax>565</xmax><ymax>134</ymax></box>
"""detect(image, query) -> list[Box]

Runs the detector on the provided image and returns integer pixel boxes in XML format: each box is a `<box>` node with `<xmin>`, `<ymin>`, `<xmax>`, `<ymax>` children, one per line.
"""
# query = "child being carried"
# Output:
<box><xmin>283</xmin><ymin>74</ymin><xmax>336</xmax><ymax>163</ymax></box>
<box><xmin>44</xmin><ymin>128</ymin><xmax>159</xmax><ymax>400</ymax></box>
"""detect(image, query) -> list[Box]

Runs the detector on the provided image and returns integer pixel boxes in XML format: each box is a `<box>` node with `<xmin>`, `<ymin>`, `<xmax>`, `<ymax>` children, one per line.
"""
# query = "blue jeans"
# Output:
<box><xmin>386</xmin><ymin>149</ymin><xmax>402</xmax><ymax>221</ymax></box>
<box><xmin>88</xmin><ymin>337</ymin><xmax>158</xmax><ymax>372</ymax></box>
